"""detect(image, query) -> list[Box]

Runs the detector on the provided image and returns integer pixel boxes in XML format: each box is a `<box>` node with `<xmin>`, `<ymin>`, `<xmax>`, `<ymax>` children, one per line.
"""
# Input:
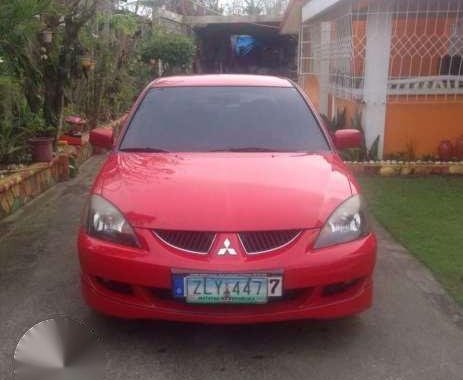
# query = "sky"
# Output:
<box><xmin>120</xmin><ymin>1</ymin><xmax>288</xmax><ymax>17</ymax></box>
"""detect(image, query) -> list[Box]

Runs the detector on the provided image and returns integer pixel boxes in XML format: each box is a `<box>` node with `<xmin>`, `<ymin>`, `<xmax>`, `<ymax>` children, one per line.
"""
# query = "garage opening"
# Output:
<box><xmin>189</xmin><ymin>17</ymin><xmax>297</xmax><ymax>79</ymax></box>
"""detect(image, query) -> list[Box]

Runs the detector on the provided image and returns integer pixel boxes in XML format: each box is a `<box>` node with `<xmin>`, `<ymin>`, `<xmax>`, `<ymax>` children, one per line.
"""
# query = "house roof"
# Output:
<box><xmin>150</xmin><ymin>75</ymin><xmax>292</xmax><ymax>88</ymax></box>
<box><xmin>184</xmin><ymin>14</ymin><xmax>282</xmax><ymax>26</ymax></box>
<box><xmin>280</xmin><ymin>0</ymin><xmax>306</xmax><ymax>34</ymax></box>
<box><xmin>301</xmin><ymin>0</ymin><xmax>348</xmax><ymax>22</ymax></box>
<box><xmin>280</xmin><ymin>0</ymin><xmax>354</xmax><ymax>31</ymax></box>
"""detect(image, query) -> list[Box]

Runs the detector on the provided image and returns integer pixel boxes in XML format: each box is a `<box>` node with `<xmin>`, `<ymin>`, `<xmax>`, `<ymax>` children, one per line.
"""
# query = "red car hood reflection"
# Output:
<box><xmin>93</xmin><ymin>152</ymin><xmax>355</xmax><ymax>231</ymax></box>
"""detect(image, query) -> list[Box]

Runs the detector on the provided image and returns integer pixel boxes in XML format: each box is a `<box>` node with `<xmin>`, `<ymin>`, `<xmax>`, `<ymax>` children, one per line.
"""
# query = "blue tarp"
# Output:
<box><xmin>231</xmin><ymin>35</ymin><xmax>257</xmax><ymax>56</ymax></box>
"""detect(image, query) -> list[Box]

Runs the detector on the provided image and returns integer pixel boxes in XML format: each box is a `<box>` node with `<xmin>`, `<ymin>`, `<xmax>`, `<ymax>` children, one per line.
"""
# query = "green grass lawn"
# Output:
<box><xmin>358</xmin><ymin>176</ymin><xmax>463</xmax><ymax>306</ymax></box>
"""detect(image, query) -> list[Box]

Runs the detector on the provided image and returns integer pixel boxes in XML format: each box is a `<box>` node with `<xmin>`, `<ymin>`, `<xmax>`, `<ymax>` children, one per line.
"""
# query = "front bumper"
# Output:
<box><xmin>78</xmin><ymin>228</ymin><xmax>377</xmax><ymax>324</ymax></box>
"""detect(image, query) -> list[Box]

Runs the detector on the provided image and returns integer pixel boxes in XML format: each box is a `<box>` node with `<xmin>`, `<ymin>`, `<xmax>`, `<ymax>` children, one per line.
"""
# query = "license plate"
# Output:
<box><xmin>172</xmin><ymin>274</ymin><xmax>283</xmax><ymax>304</ymax></box>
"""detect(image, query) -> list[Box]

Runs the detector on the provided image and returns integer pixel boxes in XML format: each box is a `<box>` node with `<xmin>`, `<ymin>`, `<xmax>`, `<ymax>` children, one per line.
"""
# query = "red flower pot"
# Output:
<box><xmin>29</xmin><ymin>137</ymin><xmax>54</xmax><ymax>162</ymax></box>
<box><xmin>455</xmin><ymin>136</ymin><xmax>463</xmax><ymax>160</ymax></box>
<box><xmin>438</xmin><ymin>140</ymin><xmax>453</xmax><ymax>161</ymax></box>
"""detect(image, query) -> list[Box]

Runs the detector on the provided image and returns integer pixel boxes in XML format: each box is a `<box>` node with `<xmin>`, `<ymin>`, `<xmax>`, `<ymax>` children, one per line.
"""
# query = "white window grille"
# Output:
<box><xmin>299</xmin><ymin>21</ymin><xmax>322</xmax><ymax>79</ymax></box>
<box><xmin>299</xmin><ymin>0</ymin><xmax>463</xmax><ymax>103</ymax></box>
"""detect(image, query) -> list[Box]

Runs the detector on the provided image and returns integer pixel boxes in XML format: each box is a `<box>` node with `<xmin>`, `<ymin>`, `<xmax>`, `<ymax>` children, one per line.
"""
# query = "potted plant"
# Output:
<box><xmin>60</xmin><ymin>115</ymin><xmax>88</xmax><ymax>146</ymax></box>
<box><xmin>0</xmin><ymin>122</ymin><xmax>28</xmax><ymax>172</ymax></box>
<box><xmin>438</xmin><ymin>140</ymin><xmax>453</xmax><ymax>161</ymax></box>
<box><xmin>27</xmin><ymin>117</ymin><xmax>56</xmax><ymax>162</ymax></box>
<box><xmin>64</xmin><ymin>115</ymin><xmax>87</xmax><ymax>134</ymax></box>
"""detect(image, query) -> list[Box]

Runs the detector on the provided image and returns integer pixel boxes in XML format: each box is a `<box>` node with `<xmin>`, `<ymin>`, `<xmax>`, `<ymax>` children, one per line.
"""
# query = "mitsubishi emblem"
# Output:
<box><xmin>217</xmin><ymin>238</ymin><xmax>237</xmax><ymax>255</ymax></box>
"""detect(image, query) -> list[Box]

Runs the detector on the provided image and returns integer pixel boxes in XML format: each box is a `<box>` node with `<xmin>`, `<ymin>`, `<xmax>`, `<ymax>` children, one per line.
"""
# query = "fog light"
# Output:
<box><xmin>322</xmin><ymin>278</ymin><xmax>361</xmax><ymax>297</ymax></box>
<box><xmin>96</xmin><ymin>277</ymin><xmax>133</xmax><ymax>295</ymax></box>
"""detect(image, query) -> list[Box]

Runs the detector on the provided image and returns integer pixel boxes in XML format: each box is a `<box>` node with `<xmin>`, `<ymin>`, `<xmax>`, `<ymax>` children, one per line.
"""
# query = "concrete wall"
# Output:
<box><xmin>384</xmin><ymin>98</ymin><xmax>463</xmax><ymax>158</ymax></box>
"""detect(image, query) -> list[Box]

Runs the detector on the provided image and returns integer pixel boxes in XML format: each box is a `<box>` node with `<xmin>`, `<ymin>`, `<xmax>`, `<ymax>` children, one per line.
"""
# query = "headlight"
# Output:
<box><xmin>82</xmin><ymin>195</ymin><xmax>140</xmax><ymax>248</ymax></box>
<box><xmin>314</xmin><ymin>195</ymin><xmax>369</xmax><ymax>249</ymax></box>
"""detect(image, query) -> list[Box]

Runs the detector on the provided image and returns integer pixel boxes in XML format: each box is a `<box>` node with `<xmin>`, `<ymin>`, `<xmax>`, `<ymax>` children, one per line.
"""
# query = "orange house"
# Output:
<box><xmin>281</xmin><ymin>0</ymin><xmax>463</xmax><ymax>158</ymax></box>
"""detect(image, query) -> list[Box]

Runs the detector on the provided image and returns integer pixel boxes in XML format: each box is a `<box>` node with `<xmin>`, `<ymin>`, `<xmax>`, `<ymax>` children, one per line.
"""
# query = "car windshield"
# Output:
<box><xmin>119</xmin><ymin>86</ymin><xmax>329</xmax><ymax>153</ymax></box>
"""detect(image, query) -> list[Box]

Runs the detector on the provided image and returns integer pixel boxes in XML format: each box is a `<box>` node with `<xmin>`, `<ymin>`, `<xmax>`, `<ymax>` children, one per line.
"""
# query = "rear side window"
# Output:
<box><xmin>120</xmin><ymin>86</ymin><xmax>329</xmax><ymax>152</ymax></box>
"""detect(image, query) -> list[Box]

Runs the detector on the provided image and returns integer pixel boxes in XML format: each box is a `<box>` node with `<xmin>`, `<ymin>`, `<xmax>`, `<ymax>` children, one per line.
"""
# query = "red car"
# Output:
<box><xmin>79</xmin><ymin>75</ymin><xmax>377</xmax><ymax>324</ymax></box>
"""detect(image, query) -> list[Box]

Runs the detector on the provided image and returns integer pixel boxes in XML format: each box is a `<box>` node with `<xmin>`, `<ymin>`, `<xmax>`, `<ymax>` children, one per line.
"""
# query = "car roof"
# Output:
<box><xmin>149</xmin><ymin>74</ymin><xmax>293</xmax><ymax>88</ymax></box>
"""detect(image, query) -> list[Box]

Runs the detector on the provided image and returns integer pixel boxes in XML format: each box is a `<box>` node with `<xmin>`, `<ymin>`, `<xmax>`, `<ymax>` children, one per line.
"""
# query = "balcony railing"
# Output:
<box><xmin>323</xmin><ymin>75</ymin><xmax>463</xmax><ymax>101</ymax></box>
<box><xmin>387</xmin><ymin>76</ymin><xmax>463</xmax><ymax>95</ymax></box>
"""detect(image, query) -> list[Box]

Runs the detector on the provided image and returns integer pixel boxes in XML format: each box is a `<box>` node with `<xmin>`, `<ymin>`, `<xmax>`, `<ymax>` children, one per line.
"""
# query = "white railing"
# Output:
<box><xmin>387</xmin><ymin>76</ymin><xmax>463</xmax><ymax>96</ymax></box>
<box><xmin>299</xmin><ymin>0</ymin><xmax>463</xmax><ymax>103</ymax></box>
<box><xmin>328</xmin><ymin>84</ymin><xmax>364</xmax><ymax>101</ymax></box>
<box><xmin>324</xmin><ymin>75</ymin><xmax>463</xmax><ymax>101</ymax></box>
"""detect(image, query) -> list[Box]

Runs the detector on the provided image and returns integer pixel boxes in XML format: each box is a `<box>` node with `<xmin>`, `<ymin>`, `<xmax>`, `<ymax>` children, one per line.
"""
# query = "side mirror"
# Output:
<box><xmin>89</xmin><ymin>127</ymin><xmax>114</xmax><ymax>149</ymax></box>
<box><xmin>334</xmin><ymin>129</ymin><xmax>362</xmax><ymax>150</ymax></box>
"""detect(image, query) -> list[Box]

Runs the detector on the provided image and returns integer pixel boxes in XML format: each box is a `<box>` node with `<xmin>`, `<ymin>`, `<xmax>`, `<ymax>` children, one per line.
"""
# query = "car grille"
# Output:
<box><xmin>154</xmin><ymin>230</ymin><xmax>216</xmax><ymax>254</ymax></box>
<box><xmin>239</xmin><ymin>230</ymin><xmax>301</xmax><ymax>254</ymax></box>
<box><xmin>153</xmin><ymin>230</ymin><xmax>302</xmax><ymax>255</ymax></box>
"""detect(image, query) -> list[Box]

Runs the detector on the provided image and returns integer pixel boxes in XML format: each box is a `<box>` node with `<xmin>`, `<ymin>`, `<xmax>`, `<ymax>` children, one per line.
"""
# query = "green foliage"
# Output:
<box><xmin>110</xmin><ymin>13</ymin><xmax>139</xmax><ymax>36</ymax></box>
<box><xmin>0</xmin><ymin>76</ymin><xmax>24</xmax><ymax>121</ymax></box>
<box><xmin>341</xmin><ymin>148</ymin><xmax>362</xmax><ymax>162</ymax></box>
<box><xmin>69</xmin><ymin>156</ymin><xmax>78</xmax><ymax>177</ymax></box>
<box><xmin>324</xmin><ymin>108</ymin><xmax>364</xmax><ymax>161</ymax></box>
<box><xmin>324</xmin><ymin>109</ymin><xmax>380</xmax><ymax>162</ymax></box>
<box><xmin>141</xmin><ymin>31</ymin><xmax>196</xmax><ymax>71</ymax></box>
<box><xmin>243</xmin><ymin>0</ymin><xmax>264</xmax><ymax>15</ymax></box>
<box><xmin>23</xmin><ymin>113</ymin><xmax>56</xmax><ymax>138</ymax></box>
<box><xmin>340</xmin><ymin>111</ymin><xmax>364</xmax><ymax>161</ymax></box>
<box><xmin>0</xmin><ymin>0</ymin><xmax>49</xmax><ymax>79</ymax></box>
<box><xmin>421</xmin><ymin>154</ymin><xmax>437</xmax><ymax>161</ymax></box>
<box><xmin>368</xmin><ymin>135</ymin><xmax>380</xmax><ymax>161</ymax></box>
<box><xmin>383</xmin><ymin>141</ymin><xmax>442</xmax><ymax>162</ymax></box>
<box><xmin>0</xmin><ymin>2</ymin><xmax>197</xmax><ymax>163</ymax></box>
<box><xmin>0</xmin><ymin>122</ymin><xmax>28</xmax><ymax>166</ymax></box>
<box><xmin>323</xmin><ymin>108</ymin><xmax>346</xmax><ymax>133</ymax></box>
<box><xmin>0</xmin><ymin>76</ymin><xmax>29</xmax><ymax>164</ymax></box>
<box><xmin>0</xmin><ymin>1</ymin><xmax>52</xmax><ymax>164</ymax></box>
<box><xmin>76</xmin><ymin>10</ymin><xmax>145</xmax><ymax>122</ymax></box>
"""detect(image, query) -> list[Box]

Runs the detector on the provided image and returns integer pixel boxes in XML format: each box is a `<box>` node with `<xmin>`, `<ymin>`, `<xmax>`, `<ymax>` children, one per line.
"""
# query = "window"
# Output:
<box><xmin>120</xmin><ymin>86</ymin><xmax>329</xmax><ymax>153</ymax></box>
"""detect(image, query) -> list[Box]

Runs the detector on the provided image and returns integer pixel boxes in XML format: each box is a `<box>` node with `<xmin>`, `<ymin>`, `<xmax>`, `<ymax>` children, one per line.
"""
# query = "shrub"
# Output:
<box><xmin>0</xmin><ymin>76</ymin><xmax>29</xmax><ymax>165</ymax></box>
<box><xmin>141</xmin><ymin>32</ymin><xmax>196</xmax><ymax>73</ymax></box>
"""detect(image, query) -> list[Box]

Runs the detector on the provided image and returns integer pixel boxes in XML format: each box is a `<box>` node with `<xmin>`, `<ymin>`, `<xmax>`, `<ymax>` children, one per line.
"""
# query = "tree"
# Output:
<box><xmin>0</xmin><ymin>0</ymin><xmax>50</xmax><ymax>113</ymax></box>
<box><xmin>262</xmin><ymin>0</ymin><xmax>288</xmax><ymax>16</ymax></box>
<box><xmin>129</xmin><ymin>0</ymin><xmax>223</xmax><ymax>16</ymax></box>
<box><xmin>0</xmin><ymin>0</ymin><xmax>198</xmax><ymax>165</ymax></box>
<box><xmin>243</xmin><ymin>0</ymin><xmax>263</xmax><ymax>15</ymax></box>
<box><xmin>141</xmin><ymin>31</ymin><xmax>196</xmax><ymax>74</ymax></box>
<box><xmin>196</xmin><ymin>0</ymin><xmax>223</xmax><ymax>15</ymax></box>
<box><xmin>42</xmin><ymin>0</ymin><xmax>100</xmax><ymax>134</ymax></box>
<box><xmin>224</xmin><ymin>0</ymin><xmax>288</xmax><ymax>16</ymax></box>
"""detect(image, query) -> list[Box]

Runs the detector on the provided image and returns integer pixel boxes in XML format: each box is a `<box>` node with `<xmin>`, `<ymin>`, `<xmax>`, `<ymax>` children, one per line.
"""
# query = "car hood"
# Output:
<box><xmin>93</xmin><ymin>152</ymin><xmax>355</xmax><ymax>231</ymax></box>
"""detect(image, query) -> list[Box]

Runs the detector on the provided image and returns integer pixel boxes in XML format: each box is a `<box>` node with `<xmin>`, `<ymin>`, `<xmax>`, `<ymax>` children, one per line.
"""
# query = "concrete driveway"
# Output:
<box><xmin>1</xmin><ymin>155</ymin><xmax>462</xmax><ymax>380</ymax></box>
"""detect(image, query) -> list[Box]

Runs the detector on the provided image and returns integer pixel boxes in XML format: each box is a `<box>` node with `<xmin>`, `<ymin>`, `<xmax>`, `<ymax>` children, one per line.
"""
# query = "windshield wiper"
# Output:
<box><xmin>210</xmin><ymin>147</ymin><xmax>283</xmax><ymax>152</ymax></box>
<box><xmin>119</xmin><ymin>147</ymin><xmax>170</xmax><ymax>153</ymax></box>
